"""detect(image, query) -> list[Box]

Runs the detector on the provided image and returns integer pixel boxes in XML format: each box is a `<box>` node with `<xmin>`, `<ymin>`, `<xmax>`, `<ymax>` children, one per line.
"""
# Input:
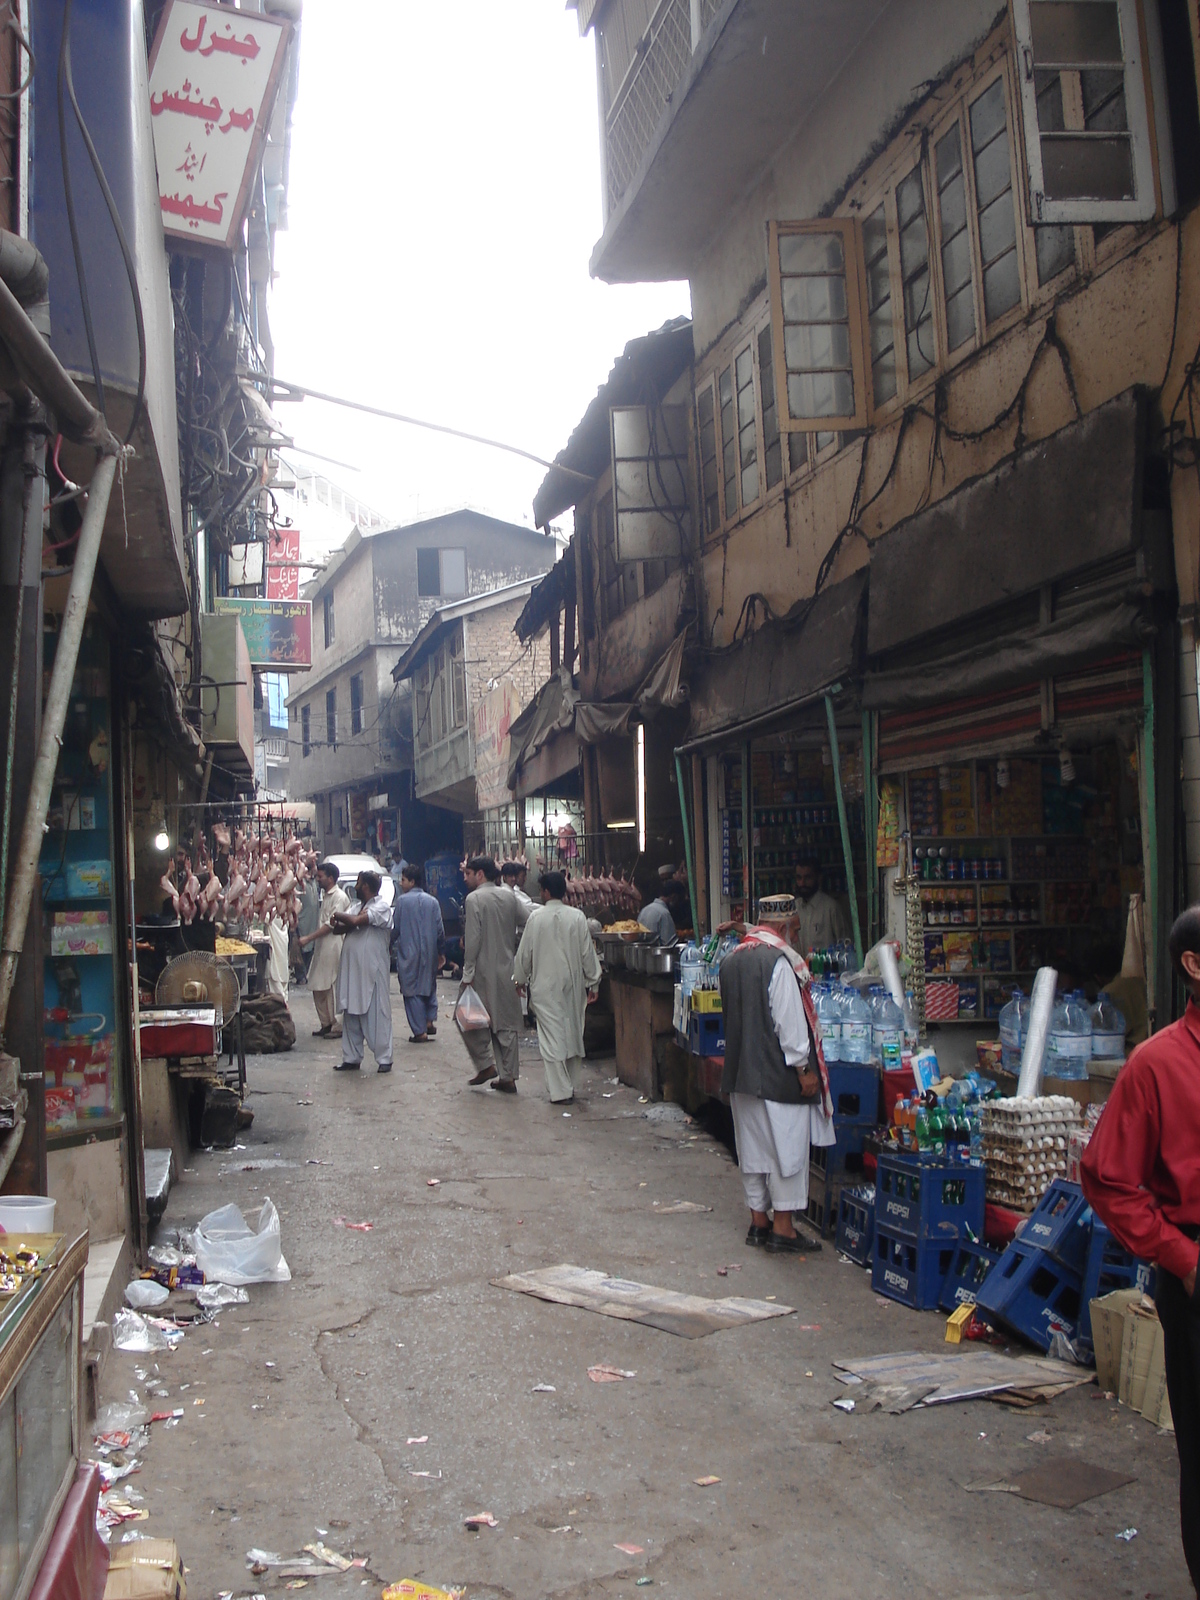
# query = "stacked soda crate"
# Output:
<box><xmin>805</xmin><ymin>1062</ymin><xmax>879</xmax><ymax>1237</ymax></box>
<box><xmin>980</xmin><ymin>1096</ymin><xmax>1081</xmax><ymax>1211</ymax></box>
<box><xmin>871</xmin><ymin>1150</ymin><xmax>986</xmax><ymax>1309</ymax></box>
<box><xmin>973</xmin><ymin>1177</ymin><xmax>1150</xmax><ymax>1352</ymax></box>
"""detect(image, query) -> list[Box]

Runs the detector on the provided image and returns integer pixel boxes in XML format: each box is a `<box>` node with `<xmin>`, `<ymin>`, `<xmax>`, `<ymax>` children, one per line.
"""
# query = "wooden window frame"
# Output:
<box><xmin>1011</xmin><ymin>0</ymin><xmax>1158</xmax><ymax>224</ymax></box>
<box><xmin>693</xmin><ymin>305</ymin><xmax>785</xmax><ymax>543</ymax></box>
<box><xmin>769</xmin><ymin>217</ymin><xmax>870</xmax><ymax>434</ymax></box>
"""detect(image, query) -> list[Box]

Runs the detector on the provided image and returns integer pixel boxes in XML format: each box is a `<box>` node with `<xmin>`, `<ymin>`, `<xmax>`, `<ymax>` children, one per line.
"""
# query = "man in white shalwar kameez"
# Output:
<box><xmin>719</xmin><ymin>926</ymin><xmax>836</xmax><ymax>1252</ymax></box>
<box><xmin>512</xmin><ymin>870</ymin><xmax>601</xmax><ymax>1103</ymax></box>
<box><xmin>298</xmin><ymin>861</ymin><xmax>350</xmax><ymax>1036</ymax></box>
<box><xmin>330</xmin><ymin>870</ymin><xmax>394</xmax><ymax>1073</ymax></box>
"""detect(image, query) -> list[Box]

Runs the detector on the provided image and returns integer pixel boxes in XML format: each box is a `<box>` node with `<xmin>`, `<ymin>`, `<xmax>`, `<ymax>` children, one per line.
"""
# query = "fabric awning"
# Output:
<box><xmin>680</xmin><ymin>570</ymin><xmax>866</xmax><ymax>751</ymax></box>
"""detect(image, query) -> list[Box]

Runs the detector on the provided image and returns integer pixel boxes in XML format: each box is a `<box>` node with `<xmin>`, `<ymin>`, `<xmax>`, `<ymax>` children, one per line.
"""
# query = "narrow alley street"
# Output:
<box><xmin>103</xmin><ymin>980</ymin><xmax>1187</xmax><ymax>1600</ymax></box>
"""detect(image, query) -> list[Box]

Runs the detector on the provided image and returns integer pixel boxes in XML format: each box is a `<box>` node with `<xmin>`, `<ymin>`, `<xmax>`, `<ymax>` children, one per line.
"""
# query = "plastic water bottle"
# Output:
<box><xmin>1046</xmin><ymin>990</ymin><xmax>1093</xmax><ymax>1079</ymax></box>
<box><xmin>679</xmin><ymin>942</ymin><xmax>703</xmax><ymax>1000</ymax></box>
<box><xmin>902</xmin><ymin>988</ymin><xmax>919</xmax><ymax>1054</ymax></box>
<box><xmin>840</xmin><ymin>983</ymin><xmax>872</xmax><ymax>1063</ymax></box>
<box><xmin>998</xmin><ymin>989</ymin><xmax>1028</xmax><ymax>1073</ymax></box>
<box><xmin>872</xmin><ymin>990</ymin><xmax>904</xmax><ymax>1069</ymax></box>
<box><xmin>1090</xmin><ymin>991</ymin><xmax>1126</xmax><ymax>1059</ymax></box>
<box><xmin>814</xmin><ymin>984</ymin><xmax>842</xmax><ymax>1062</ymax></box>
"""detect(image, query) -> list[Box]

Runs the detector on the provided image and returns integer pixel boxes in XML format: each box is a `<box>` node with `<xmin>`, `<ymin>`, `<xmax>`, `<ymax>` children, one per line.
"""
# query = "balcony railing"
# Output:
<box><xmin>604</xmin><ymin>0</ymin><xmax>693</xmax><ymax>216</ymax></box>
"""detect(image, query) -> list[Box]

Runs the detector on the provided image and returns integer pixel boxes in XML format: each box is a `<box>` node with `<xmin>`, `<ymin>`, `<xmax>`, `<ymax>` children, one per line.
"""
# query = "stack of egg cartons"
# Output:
<box><xmin>980</xmin><ymin>1095</ymin><xmax>1082</xmax><ymax>1212</ymax></box>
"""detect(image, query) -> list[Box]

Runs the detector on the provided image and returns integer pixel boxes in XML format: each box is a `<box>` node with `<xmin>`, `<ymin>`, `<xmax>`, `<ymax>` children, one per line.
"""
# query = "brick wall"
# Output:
<box><xmin>464</xmin><ymin>599</ymin><xmax>550</xmax><ymax>721</ymax></box>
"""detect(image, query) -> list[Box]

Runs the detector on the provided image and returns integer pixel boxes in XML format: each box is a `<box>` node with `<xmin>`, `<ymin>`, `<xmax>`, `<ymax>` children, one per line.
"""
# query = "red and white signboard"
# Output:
<box><xmin>148</xmin><ymin>1</ymin><xmax>292</xmax><ymax>250</ymax></box>
<box><xmin>266</xmin><ymin>524</ymin><xmax>300</xmax><ymax>600</ymax></box>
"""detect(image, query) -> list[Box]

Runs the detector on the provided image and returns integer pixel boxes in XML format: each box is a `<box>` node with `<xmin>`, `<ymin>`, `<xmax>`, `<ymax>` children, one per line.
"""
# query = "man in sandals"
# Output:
<box><xmin>392</xmin><ymin>862</ymin><xmax>445</xmax><ymax>1044</ymax></box>
<box><xmin>719</xmin><ymin>925</ymin><xmax>836</xmax><ymax>1251</ymax></box>
<box><xmin>459</xmin><ymin>855</ymin><xmax>532</xmax><ymax>1092</ymax></box>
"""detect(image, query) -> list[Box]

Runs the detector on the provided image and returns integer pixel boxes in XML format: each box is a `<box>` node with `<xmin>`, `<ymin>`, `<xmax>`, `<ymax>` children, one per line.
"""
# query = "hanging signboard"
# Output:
<box><xmin>148</xmin><ymin>1</ymin><xmax>292</xmax><ymax>251</ymax></box>
<box><xmin>215</xmin><ymin>598</ymin><xmax>312</xmax><ymax>668</ymax></box>
<box><xmin>474</xmin><ymin>679</ymin><xmax>522</xmax><ymax>812</ymax></box>
<box><xmin>266</xmin><ymin>525</ymin><xmax>301</xmax><ymax>600</ymax></box>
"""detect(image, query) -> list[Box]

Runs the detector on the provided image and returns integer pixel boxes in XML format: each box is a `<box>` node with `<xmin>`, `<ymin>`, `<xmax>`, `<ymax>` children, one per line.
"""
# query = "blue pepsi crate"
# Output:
<box><xmin>872</xmin><ymin>1223</ymin><xmax>958</xmax><ymax>1310</ymax></box>
<box><xmin>687</xmin><ymin>1014</ymin><xmax>725</xmax><ymax>1056</ymax></box>
<box><xmin>811</xmin><ymin>1125</ymin><xmax>867</xmax><ymax>1177</ymax></box>
<box><xmin>827</xmin><ymin>1062</ymin><xmax>880</xmax><ymax>1126</ymax></box>
<box><xmin>938</xmin><ymin>1238</ymin><xmax>1001</xmax><ymax>1312</ymax></box>
<box><xmin>875</xmin><ymin>1151</ymin><xmax>985</xmax><ymax>1242</ymax></box>
<box><xmin>835</xmin><ymin>1186</ymin><xmax>875</xmax><ymax>1266</ymax></box>
<box><xmin>1021</xmin><ymin>1179</ymin><xmax>1093</xmax><ymax>1272</ymax></box>
<box><xmin>804</xmin><ymin>1168</ymin><xmax>847</xmax><ymax>1238</ymax></box>
<box><xmin>1077</xmin><ymin>1220</ymin><xmax>1154</xmax><ymax>1350</ymax></box>
<box><xmin>973</xmin><ymin>1237</ymin><xmax>1083</xmax><ymax>1351</ymax></box>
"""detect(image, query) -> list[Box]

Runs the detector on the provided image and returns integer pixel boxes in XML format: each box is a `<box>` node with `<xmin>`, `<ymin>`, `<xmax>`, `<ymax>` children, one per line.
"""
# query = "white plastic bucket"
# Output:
<box><xmin>0</xmin><ymin>1195</ymin><xmax>56</xmax><ymax>1233</ymax></box>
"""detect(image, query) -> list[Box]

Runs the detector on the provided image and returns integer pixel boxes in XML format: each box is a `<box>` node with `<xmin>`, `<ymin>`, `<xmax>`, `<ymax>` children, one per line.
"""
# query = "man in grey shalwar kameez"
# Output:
<box><xmin>330</xmin><ymin>870</ymin><xmax>394</xmax><ymax>1073</ymax></box>
<box><xmin>459</xmin><ymin>856</ymin><xmax>532</xmax><ymax>1092</ymax></box>
<box><xmin>512</xmin><ymin>870</ymin><xmax>601</xmax><ymax>1103</ymax></box>
<box><xmin>392</xmin><ymin>863</ymin><xmax>445</xmax><ymax>1042</ymax></box>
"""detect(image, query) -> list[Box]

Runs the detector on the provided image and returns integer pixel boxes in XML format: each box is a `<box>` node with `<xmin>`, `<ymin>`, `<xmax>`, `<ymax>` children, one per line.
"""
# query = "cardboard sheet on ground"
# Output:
<box><xmin>966</xmin><ymin>1457</ymin><xmax>1134</xmax><ymax>1508</ymax></box>
<box><xmin>833</xmin><ymin>1349</ymin><xmax>1093</xmax><ymax>1407</ymax></box>
<box><xmin>493</xmin><ymin>1264</ymin><xmax>793</xmax><ymax>1338</ymax></box>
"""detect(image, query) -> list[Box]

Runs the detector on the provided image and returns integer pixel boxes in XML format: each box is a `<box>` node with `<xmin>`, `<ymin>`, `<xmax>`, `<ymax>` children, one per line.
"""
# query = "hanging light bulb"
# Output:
<box><xmin>153</xmin><ymin>826</ymin><xmax>170</xmax><ymax>852</ymax></box>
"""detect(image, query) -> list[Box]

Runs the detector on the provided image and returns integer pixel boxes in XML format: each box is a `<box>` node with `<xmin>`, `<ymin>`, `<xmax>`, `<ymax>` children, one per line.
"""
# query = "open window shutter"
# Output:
<box><xmin>1011</xmin><ymin>0</ymin><xmax>1157</xmax><ymax>223</ymax></box>
<box><xmin>769</xmin><ymin>218</ymin><xmax>869</xmax><ymax>432</ymax></box>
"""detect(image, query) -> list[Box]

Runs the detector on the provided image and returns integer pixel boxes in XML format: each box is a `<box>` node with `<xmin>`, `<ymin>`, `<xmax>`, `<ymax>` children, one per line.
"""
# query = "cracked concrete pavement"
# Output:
<box><xmin>100</xmin><ymin>976</ymin><xmax>1192</xmax><ymax>1598</ymax></box>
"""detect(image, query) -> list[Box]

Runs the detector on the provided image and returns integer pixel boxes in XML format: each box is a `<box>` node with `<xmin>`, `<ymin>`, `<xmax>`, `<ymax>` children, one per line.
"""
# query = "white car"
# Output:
<box><xmin>320</xmin><ymin>854</ymin><xmax>396</xmax><ymax>908</ymax></box>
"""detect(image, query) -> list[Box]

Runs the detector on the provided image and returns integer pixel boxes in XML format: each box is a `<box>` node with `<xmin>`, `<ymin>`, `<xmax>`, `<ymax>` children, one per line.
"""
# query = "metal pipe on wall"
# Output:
<box><xmin>0</xmin><ymin>451</ymin><xmax>118</xmax><ymax>1042</ymax></box>
<box><xmin>824</xmin><ymin>693</ymin><xmax>864</xmax><ymax>969</ymax></box>
<box><xmin>674</xmin><ymin>749</ymin><xmax>699</xmax><ymax>938</ymax></box>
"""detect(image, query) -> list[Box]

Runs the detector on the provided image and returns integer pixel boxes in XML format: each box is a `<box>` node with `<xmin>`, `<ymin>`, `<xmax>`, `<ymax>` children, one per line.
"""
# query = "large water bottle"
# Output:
<box><xmin>814</xmin><ymin>984</ymin><xmax>842</xmax><ymax>1062</ymax></box>
<box><xmin>840</xmin><ymin>983</ymin><xmax>872</xmax><ymax>1063</ymax></box>
<box><xmin>872</xmin><ymin>990</ymin><xmax>904</xmax><ymax>1069</ymax></box>
<box><xmin>679</xmin><ymin>942</ymin><xmax>703</xmax><ymax>1000</ymax></box>
<box><xmin>997</xmin><ymin>989</ymin><xmax>1028</xmax><ymax>1073</ymax></box>
<box><xmin>1090</xmin><ymin>991</ymin><xmax>1127</xmax><ymax>1059</ymax></box>
<box><xmin>1046</xmin><ymin>990</ymin><xmax>1093</xmax><ymax>1079</ymax></box>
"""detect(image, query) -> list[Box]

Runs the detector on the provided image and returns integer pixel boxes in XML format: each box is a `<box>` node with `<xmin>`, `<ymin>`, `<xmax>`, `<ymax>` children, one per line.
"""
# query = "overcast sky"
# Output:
<box><xmin>269</xmin><ymin>1</ymin><xmax>690</xmax><ymax>542</ymax></box>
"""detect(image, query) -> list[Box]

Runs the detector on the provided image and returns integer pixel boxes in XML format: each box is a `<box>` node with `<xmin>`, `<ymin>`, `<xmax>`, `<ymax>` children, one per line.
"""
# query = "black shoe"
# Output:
<box><xmin>377</xmin><ymin>1062</ymin><xmax>392</xmax><ymax>1074</ymax></box>
<box><xmin>490</xmin><ymin>1078</ymin><xmax>518</xmax><ymax>1093</ymax></box>
<box><xmin>765</xmin><ymin>1231</ymin><xmax>806</xmax><ymax>1254</ymax></box>
<box><xmin>334</xmin><ymin>1061</ymin><xmax>361</xmax><ymax>1071</ymax></box>
<box><xmin>745</xmin><ymin>1224</ymin><xmax>771</xmax><ymax>1247</ymax></box>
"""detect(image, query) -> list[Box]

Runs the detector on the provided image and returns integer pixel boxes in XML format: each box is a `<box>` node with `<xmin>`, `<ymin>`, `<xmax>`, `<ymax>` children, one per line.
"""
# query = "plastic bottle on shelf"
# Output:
<box><xmin>902</xmin><ymin>989</ymin><xmax>919</xmax><ymax>1055</ymax></box>
<box><xmin>870</xmin><ymin>986</ymin><xmax>904</xmax><ymax>1068</ymax></box>
<box><xmin>997</xmin><ymin>988</ymin><xmax>1028</xmax><ymax>1072</ymax></box>
<box><xmin>839</xmin><ymin>983</ymin><xmax>872</xmax><ymax>1063</ymax></box>
<box><xmin>1090</xmin><ymin>992</ymin><xmax>1127</xmax><ymax>1059</ymax></box>
<box><xmin>1046</xmin><ymin>990</ymin><xmax>1093</xmax><ymax>1079</ymax></box>
<box><xmin>679</xmin><ymin>943</ymin><xmax>703</xmax><ymax>1000</ymax></box>
<box><xmin>814</xmin><ymin>984</ymin><xmax>842</xmax><ymax>1063</ymax></box>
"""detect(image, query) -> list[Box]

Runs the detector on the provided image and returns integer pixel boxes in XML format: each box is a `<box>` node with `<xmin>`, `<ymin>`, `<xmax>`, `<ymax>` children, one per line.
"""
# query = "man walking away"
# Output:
<box><xmin>460</xmin><ymin>855</ymin><xmax>532</xmax><ymax>1093</ymax></box>
<box><xmin>1082</xmin><ymin>906</ymin><xmax>1200</xmax><ymax>1592</ymax></box>
<box><xmin>719</xmin><ymin>925</ymin><xmax>836</xmax><ymax>1252</ymax></box>
<box><xmin>392</xmin><ymin>863</ymin><xmax>445</xmax><ymax>1043</ymax></box>
<box><xmin>513</xmin><ymin>869</ymin><xmax>601</xmax><ymax>1104</ymax></box>
<box><xmin>298</xmin><ymin>861</ymin><xmax>350</xmax><ymax>1037</ymax></box>
<box><xmin>330</xmin><ymin>870</ymin><xmax>394</xmax><ymax>1073</ymax></box>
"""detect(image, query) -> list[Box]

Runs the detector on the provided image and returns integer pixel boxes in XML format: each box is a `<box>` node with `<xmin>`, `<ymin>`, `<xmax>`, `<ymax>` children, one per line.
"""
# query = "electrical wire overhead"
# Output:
<box><xmin>266</xmin><ymin>378</ymin><xmax>596</xmax><ymax>486</ymax></box>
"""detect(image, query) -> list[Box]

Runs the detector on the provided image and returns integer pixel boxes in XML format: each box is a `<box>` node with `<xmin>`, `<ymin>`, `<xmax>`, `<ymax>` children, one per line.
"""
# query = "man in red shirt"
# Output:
<box><xmin>1082</xmin><ymin>908</ymin><xmax>1200</xmax><ymax>1592</ymax></box>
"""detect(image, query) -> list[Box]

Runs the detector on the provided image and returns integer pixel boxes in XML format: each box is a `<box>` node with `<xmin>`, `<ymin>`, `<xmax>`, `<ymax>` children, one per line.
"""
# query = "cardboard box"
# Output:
<box><xmin>104</xmin><ymin>1539</ymin><xmax>186</xmax><ymax>1600</ymax></box>
<box><xmin>1090</xmin><ymin>1287</ymin><xmax>1143</xmax><ymax>1394</ymax></box>
<box><xmin>1141</xmin><ymin>1332</ymin><xmax>1174</xmax><ymax>1431</ymax></box>
<box><xmin>1120</xmin><ymin>1299</ymin><xmax>1161</xmax><ymax>1412</ymax></box>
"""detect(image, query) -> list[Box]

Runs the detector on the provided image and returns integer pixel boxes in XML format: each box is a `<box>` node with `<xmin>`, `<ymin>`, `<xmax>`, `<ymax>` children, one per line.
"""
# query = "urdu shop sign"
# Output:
<box><xmin>215</xmin><ymin>598</ymin><xmax>311</xmax><ymax>669</ymax></box>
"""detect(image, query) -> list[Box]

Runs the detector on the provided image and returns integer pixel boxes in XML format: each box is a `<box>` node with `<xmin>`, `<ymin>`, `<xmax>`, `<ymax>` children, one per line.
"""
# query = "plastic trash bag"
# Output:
<box><xmin>94</xmin><ymin>1399</ymin><xmax>149</xmax><ymax>1434</ymax></box>
<box><xmin>112</xmin><ymin>1309</ymin><xmax>174</xmax><ymax>1353</ymax></box>
<box><xmin>125</xmin><ymin>1279</ymin><xmax>169</xmax><ymax>1310</ymax></box>
<box><xmin>184</xmin><ymin>1199</ymin><xmax>291</xmax><ymax>1286</ymax></box>
<box><xmin>454</xmin><ymin>984</ymin><xmax>491</xmax><ymax>1033</ymax></box>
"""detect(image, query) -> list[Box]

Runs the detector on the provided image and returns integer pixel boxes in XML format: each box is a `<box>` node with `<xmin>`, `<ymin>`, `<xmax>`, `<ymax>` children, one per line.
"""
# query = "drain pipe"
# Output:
<box><xmin>0</xmin><ymin>451</ymin><xmax>118</xmax><ymax>1043</ymax></box>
